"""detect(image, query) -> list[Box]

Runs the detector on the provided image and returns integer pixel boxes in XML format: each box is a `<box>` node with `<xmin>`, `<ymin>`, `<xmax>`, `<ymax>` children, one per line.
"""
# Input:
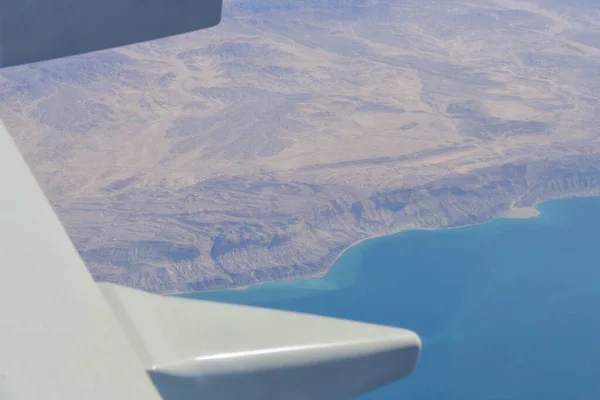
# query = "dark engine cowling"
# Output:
<box><xmin>0</xmin><ymin>0</ymin><xmax>223</xmax><ymax>68</ymax></box>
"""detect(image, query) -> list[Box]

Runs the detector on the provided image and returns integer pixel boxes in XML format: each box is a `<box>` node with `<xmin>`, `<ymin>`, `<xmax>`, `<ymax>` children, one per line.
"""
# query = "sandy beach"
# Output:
<box><xmin>505</xmin><ymin>206</ymin><xmax>541</xmax><ymax>219</ymax></box>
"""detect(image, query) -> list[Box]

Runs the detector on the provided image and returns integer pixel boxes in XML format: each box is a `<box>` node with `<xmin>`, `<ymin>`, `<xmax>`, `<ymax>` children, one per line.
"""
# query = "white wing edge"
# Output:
<box><xmin>100</xmin><ymin>282</ymin><xmax>422</xmax><ymax>400</ymax></box>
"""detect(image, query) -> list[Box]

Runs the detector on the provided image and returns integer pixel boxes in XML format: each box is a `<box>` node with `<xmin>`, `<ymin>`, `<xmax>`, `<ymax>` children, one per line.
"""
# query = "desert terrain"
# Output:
<box><xmin>1</xmin><ymin>0</ymin><xmax>599</xmax><ymax>292</ymax></box>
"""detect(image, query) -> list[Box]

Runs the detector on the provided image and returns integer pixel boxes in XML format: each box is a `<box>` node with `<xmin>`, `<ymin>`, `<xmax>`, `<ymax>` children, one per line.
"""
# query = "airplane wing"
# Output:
<box><xmin>0</xmin><ymin>0</ymin><xmax>223</xmax><ymax>67</ymax></box>
<box><xmin>0</xmin><ymin>0</ymin><xmax>422</xmax><ymax>397</ymax></box>
<box><xmin>0</xmin><ymin>121</ymin><xmax>163</xmax><ymax>400</ymax></box>
<box><xmin>101</xmin><ymin>282</ymin><xmax>421</xmax><ymax>400</ymax></box>
<box><xmin>0</xmin><ymin>119</ymin><xmax>421</xmax><ymax>398</ymax></box>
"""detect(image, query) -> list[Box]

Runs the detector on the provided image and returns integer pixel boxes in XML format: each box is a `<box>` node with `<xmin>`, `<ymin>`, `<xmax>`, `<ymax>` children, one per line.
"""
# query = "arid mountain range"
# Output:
<box><xmin>1</xmin><ymin>0</ymin><xmax>600</xmax><ymax>293</ymax></box>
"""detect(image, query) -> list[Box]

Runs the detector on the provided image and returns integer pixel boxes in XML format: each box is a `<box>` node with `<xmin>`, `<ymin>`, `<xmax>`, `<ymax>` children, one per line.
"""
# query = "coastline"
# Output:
<box><xmin>177</xmin><ymin>202</ymin><xmax>545</xmax><ymax>297</ymax></box>
<box><xmin>177</xmin><ymin>234</ymin><xmax>389</xmax><ymax>296</ymax></box>
<box><xmin>179</xmin><ymin>193</ymin><xmax>600</xmax><ymax>399</ymax></box>
<box><xmin>86</xmin><ymin>148</ymin><xmax>600</xmax><ymax>296</ymax></box>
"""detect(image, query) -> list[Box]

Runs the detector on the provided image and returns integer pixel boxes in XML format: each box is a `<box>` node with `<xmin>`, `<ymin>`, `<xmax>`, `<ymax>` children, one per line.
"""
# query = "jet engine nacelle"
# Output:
<box><xmin>0</xmin><ymin>0</ymin><xmax>223</xmax><ymax>67</ymax></box>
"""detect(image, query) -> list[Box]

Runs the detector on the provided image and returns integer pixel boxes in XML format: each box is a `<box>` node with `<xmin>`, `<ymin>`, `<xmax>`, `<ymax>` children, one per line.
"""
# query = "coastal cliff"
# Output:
<box><xmin>71</xmin><ymin>153</ymin><xmax>600</xmax><ymax>293</ymax></box>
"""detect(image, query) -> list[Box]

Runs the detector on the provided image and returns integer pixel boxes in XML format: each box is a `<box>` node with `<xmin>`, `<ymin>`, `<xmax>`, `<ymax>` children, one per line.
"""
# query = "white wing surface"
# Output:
<box><xmin>100</xmin><ymin>283</ymin><xmax>421</xmax><ymax>400</ymax></box>
<box><xmin>0</xmin><ymin>118</ymin><xmax>420</xmax><ymax>399</ymax></box>
<box><xmin>0</xmin><ymin>121</ymin><xmax>163</xmax><ymax>399</ymax></box>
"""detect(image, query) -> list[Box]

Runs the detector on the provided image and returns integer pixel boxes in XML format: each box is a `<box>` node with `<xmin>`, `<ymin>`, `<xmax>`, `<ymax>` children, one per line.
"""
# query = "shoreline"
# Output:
<box><xmin>177</xmin><ymin>233</ymin><xmax>391</xmax><ymax>296</ymax></box>
<box><xmin>178</xmin><ymin>202</ymin><xmax>544</xmax><ymax>297</ymax></box>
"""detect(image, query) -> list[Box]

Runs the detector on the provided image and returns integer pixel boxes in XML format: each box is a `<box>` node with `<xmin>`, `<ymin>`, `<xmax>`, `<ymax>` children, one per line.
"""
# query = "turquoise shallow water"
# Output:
<box><xmin>184</xmin><ymin>197</ymin><xmax>600</xmax><ymax>399</ymax></box>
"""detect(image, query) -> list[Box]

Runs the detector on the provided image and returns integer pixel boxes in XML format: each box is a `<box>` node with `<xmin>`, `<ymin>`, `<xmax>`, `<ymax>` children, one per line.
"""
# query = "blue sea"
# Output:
<box><xmin>184</xmin><ymin>197</ymin><xmax>600</xmax><ymax>399</ymax></box>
